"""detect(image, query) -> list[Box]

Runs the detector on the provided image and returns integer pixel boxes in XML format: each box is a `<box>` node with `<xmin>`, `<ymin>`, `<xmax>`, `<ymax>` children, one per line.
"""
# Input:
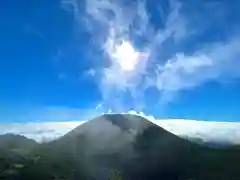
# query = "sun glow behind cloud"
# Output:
<box><xmin>61</xmin><ymin>0</ymin><xmax>240</xmax><ymax>114</ymax></box>
<box><xmin>112</xmin><ymin>41</ymin><xmax>140</xmax><ymax>71</ymax></box>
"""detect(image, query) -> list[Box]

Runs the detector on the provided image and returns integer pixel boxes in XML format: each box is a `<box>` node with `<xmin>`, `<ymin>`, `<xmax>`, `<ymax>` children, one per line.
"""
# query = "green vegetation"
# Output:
<box><xmin>0</xmin><ymin>114</ymin><xmax>240</xmax><ymax>180</ymax></box>
<box><xmin>109</xmin><ymin>170</ymin><xmax>123</xmax><ymax>180</ymax></box>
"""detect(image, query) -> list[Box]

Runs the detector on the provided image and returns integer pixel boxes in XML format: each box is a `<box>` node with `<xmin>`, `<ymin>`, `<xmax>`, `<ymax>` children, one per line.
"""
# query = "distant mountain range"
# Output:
<box><xmin>0</xmin><ymin>134</ymin><xmax>38</xmax><ymax>151</ymax></box>
<box><xmin>0</xmin><ymin>114</ymin><xmax>240</xmax><ymax>180</ymax></box>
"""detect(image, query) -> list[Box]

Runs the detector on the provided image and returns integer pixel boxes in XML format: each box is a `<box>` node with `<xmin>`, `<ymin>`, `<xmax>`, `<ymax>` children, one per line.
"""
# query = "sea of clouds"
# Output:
<box><xmin>1</xmin><ymin>111</ymin><xmax>240</xmax><ymax>145</ymax></box>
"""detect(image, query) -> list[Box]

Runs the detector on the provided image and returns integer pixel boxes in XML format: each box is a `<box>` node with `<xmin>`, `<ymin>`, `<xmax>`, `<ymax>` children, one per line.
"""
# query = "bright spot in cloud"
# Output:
<box><xmin>113</xmin><ymin>41</ymin><xmax>140</xmax><ymax>71</ymax></box>
<box><xmin>62</xmin><ymin>0</ymin><xmax>240</xmax><ymax>111</ymax></box>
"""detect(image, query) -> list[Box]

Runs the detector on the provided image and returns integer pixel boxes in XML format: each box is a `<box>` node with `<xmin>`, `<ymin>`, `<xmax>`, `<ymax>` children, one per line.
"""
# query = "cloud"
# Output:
<box><xmin>155</xmin><ymin>120</ymin><xmax>240</xmax><ymax>145</ymax></box>
<box><xmin>61</xmin><ymin>0</ymin><xmax>240</xmax><ymax>112</ymax></box>
<box><xmin>83</xmin><ymin>0</ymin><xmax>187</xmax><ymax>111</ymax></box>
<box><xmin>0</xmin><ymin>121</ymin><xmax>85</xmax><ymax>142</ymax></box>
<box><xmin>127</xmin><ymin>111</ymin><xmax>240</xmax><ymax>145</ymax></box>
<box><xmin>154</xmin><ymin>37</ymin><xmax>240</xmax><ymax>92</ymax></box>
<box><xmin>1</xmin><ymin>113</ymin><xmax>240</xmax><ymax>145</ymax></box>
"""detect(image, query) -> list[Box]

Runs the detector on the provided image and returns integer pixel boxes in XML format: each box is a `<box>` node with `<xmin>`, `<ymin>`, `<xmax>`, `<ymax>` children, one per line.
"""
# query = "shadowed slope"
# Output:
<box><xmin>28</xmin><ymin>114</ymin><xmax>204</xmax><ymax>180</ymax></box>
<box><xmin>1</xmin><ymin>114</ymin><xmax>240</xmax><ymax>180</ymax></box>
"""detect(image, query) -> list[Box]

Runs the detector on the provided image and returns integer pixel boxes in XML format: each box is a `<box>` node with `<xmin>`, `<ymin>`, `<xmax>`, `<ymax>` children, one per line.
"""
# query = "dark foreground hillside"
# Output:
<box><xmin>0</xmin><ymin>114</ymin><xmax>240</xmax><ymax>180</ymax></box>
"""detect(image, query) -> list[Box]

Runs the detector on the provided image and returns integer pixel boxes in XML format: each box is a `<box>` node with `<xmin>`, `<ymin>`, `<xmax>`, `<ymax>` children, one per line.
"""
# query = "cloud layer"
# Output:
<box><xmin>0</xmin><ymin>121</ymin><xmax>85</xmax><ymax>142</ymax></box>
<box><xmin>1</xmin><ymin>112</ymin><xmax>240</xmax><ymax>145</ymax></box>
<box><xmin>61</xmin><ymin>0</ymin><xmax>240</xmax><ymax>112</ymax></box>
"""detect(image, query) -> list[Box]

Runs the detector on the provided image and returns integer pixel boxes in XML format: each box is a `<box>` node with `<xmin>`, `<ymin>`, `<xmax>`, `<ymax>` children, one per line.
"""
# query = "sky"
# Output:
<box><xmin>0</xmin><ymin>0</ymin><xmax>240</xmax><ymax>123</ymax></box>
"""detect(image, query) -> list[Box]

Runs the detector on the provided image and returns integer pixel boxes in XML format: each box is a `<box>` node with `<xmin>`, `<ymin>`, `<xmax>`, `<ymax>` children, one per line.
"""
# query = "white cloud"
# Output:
<box><xmin>61</xmin><ymin>0</ymin><xmax>240</xmax><ymax>112</ymax></box>
<box><xmin>155</xmin><ymin>120</ymin><xmax>240</xmax><ymax>145</ymax></box>
<box><xmin>154</xmin><ymin>37</ymin><xmax>240</xmax><ymax>92</ymax></box>
<box><xmin>0</xmin><ymin>121</ymin><xmax>85</xmax><ymax>142</ymax></box>
<box><xmin>86</xmin><ymin>68</ymin><xmax>96</xmax><ymax>76</ymax></box>
<box><xmin>1</xmin><ymin>111</ymin><xmax>240</xmax><ymax>145</ymax></box>
<box><xmin>86</xmin><ymin>0</ymin><xmax>187</xmax><ymax>111</ymax></box>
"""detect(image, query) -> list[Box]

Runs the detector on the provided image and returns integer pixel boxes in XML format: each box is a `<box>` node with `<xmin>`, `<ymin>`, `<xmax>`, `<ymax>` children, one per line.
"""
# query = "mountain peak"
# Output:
<box><xmin>64</xmin><ymin>113</ymin><xmax>157</xmax><ymax>140</ymax></box>
<box><xmin>94</xmin><ymin>113</ymin><xmax>152</xmax><ymax>131</ymax></box>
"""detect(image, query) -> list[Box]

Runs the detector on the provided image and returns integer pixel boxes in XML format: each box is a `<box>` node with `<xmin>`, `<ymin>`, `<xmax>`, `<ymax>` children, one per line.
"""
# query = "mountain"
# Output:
<box><xmin>0</xmin><ymin>134</ymin><xmax>38</xmax><ymax>151</ymax></box>
<box><xmin>62</xmin><ymin>114</ymin><xmax>206</xmax><ymax>179</ymax></box>
<box><xmin>42</xmin><ymin>113</ymin><xmax>203</xmax><ymax>180</ymax></box>
<box><xmin>1</xmin><ymin>114</ymin><xmax>240</xmax><ymax>180</ymax></box>
<box><xmin>0</xmin><ymin>134</ymin><xmax>39</xmax><ymax>179</ymax></box>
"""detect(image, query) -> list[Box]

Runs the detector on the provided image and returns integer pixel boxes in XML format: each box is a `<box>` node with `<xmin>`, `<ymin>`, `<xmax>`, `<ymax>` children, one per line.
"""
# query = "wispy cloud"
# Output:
<box><xmin>154</xmin><ymin>37</ymin><xmax>240</xmax><ymax>91</ymax></box>
<box><xmin>61</xmin><ymin>0</ymin><xmax>240</xmax><ymax>112</ymax></box>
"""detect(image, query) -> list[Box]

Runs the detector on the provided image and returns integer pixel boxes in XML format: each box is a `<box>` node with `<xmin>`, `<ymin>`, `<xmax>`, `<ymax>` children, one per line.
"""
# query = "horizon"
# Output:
<box><xmin>1</xmin><ymin>112</ymin><xmax>240</xmax><ymax>144</ymax></box>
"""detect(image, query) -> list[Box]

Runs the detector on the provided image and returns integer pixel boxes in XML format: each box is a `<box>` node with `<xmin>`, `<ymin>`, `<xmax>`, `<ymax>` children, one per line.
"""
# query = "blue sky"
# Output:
<box><xmin>0</xmin><ymin>0</ymin><xmax>240</xmax><ymax>122</ymax></box>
